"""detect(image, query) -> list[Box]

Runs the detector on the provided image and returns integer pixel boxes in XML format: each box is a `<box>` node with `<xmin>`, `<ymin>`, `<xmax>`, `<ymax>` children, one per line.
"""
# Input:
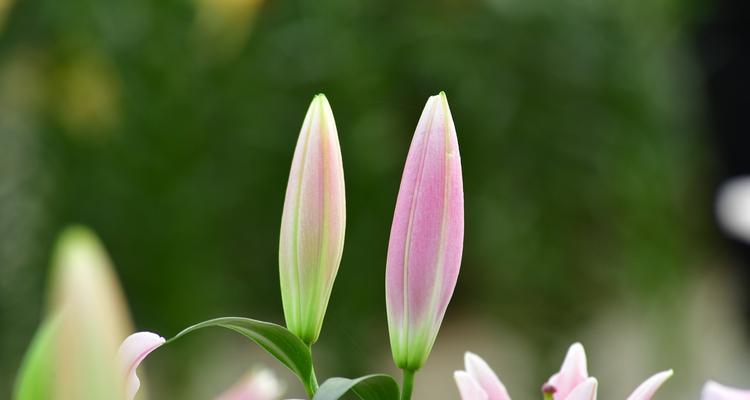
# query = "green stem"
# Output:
<box><xmin>304</xmin><ymin>344</ymin><xmax>320</xmax><ymax>398</ymax></box>
<box><xmin>401</xmin><ymin>369</ymin><xmax>416</xmax><ymax>400</ymax></box>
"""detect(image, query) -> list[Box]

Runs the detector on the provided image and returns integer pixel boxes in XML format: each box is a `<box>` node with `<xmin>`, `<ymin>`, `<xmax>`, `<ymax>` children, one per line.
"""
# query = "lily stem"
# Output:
<box><xmin>305</xmin><ymin>344</ymin><xmax>320</xmax><ymax>398</ymax></box>
<box><xmin>401</xmin><ymin>369</ymin><xmax>416</xmax><ymax>400</ymax></box>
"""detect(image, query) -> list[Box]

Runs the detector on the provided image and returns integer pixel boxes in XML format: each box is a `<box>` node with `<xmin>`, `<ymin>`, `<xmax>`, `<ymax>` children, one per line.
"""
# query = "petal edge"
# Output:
<box><xmin>118</xmin><ymin>331</ymin><xmax>165</xmax><ymax>400</ymax></box>
<box><xmin>626</xmin><ymin>369</ymin><xmax>673</xmax><ymax>400</ymax></box>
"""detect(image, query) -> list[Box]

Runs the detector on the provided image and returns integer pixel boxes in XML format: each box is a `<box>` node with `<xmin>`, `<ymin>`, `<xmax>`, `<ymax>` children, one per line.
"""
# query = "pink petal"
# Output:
<box><xmin>464</xmin><ymin>352</ymin><xmax>511</xmax><ymax>400</ymax></box>
<box><xmin>626</xmin><ymin>370</ymin><xmax>673</xmax><ymax>400</ymax></box>
<box><xmin>386</xmin><ymin>92</ymin><xmax>464</xmax><ymax>370</ymax></box>
<box><xmin>455</xmin><ymin>370</ymin><xmax>489</xmax><ymax>400</ymax></box>
<box><xmin>702</xmin><ymin>381</ymin><xmax>750</xmax><ymax>400</ymax></box>
<box><xmin>564</xmin><ymin>377</ymin><xmax>597</xmax><ymax>400</ymax></box>
<box><xmin>118</xmin><ymin>331</ymin><xmax>166</xmax><ymax>400</ymax></box>
<box><xmin>547</xmin><ymin>343</ymin><xmax>588</xmax><ymax>400</ymax></box>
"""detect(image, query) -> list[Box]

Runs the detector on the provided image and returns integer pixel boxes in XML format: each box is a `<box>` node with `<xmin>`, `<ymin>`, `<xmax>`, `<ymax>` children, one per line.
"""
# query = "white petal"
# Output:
<box><xmin>626</xmin><ymin>370</ymin><xmax>673</xmax><ymax>400</ymax></box>
<box><xmin>564</xmin><ymin>377</ymin><xmax>597</xmax><ymax>400</ymax></box>
<box><xmin>464</xmin><ymin>352</ymin><xmax>511</xmax><ymax>400</ymax></box>
<box><xmin>716</xmin><ymin>176</ymin><xmax>750</xmax><ymax>243</ymax></box>
<box><xmin>118</xmin><ymin>331</ymin><xmax>166</xmax><ymax>400</ymax></box>
<box><xmin>455</xmin><ymin>370</ymin><xmax>489</xmax><ymax>400</ymax></box>
<box><xmin>702</xmin><ymin>381</ymin><xmax>750</xmax><ymax>400</ymax></box>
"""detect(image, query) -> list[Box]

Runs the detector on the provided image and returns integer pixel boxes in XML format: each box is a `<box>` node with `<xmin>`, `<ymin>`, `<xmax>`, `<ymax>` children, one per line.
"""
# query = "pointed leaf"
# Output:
<box><xmin>313</xmin><ymin>374</ymin><xmax>400</xmax><ymax>400</ymax></box>
<box><xmin>169</xmin><ymin>317</ymin><xmax>314</xmax><ymax>392</ymax></box>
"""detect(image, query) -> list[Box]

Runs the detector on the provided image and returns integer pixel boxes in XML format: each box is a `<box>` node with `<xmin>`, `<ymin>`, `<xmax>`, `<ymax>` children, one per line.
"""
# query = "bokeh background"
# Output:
<box><xmin>1</xmin><ymin>0</ymin><xmax>749</xmax><ymax>398</ymax></box>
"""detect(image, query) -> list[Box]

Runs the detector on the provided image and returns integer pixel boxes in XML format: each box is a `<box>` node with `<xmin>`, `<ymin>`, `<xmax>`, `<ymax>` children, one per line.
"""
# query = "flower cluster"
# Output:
<box><xmin>454</xmin><ymin>343</ymin><xmax>672</xmax><ymax>400</ymax></box>
<box><xmin>12</xmin><ymin>93</ymin><xmax>750</xmax><ymax>400</ymax></box>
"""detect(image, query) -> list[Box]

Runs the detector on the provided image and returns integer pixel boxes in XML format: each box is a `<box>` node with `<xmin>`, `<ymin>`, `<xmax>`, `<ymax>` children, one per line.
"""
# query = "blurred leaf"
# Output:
<box><xmin>313</xmin><ymin>374</ymin><xmax>400</xmax><ymax>400</ymax></box>
<box><xmin>169</xmin><ymin>317</ymin><xmax>315</xmax><ymax>394</ymax></box>
<box><xmin>13</xmin><ymin>318</ymin><xmax>57</xmax><ymax>400</ymax></box>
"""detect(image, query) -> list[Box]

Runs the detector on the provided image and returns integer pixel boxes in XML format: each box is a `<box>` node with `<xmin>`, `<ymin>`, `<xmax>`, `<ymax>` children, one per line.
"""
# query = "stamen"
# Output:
<box><xmin>541</xmin><ymin>383</ymin><xmax>557</xmax><ymax>400</ymax></box>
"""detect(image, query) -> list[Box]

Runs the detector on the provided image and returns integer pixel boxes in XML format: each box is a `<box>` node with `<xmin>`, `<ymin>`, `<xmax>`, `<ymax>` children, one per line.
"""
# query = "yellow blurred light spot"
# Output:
<box><xmin>0</xmin><ymin>0</ymin><xmax>13</xmax><ymax>32</ymax></box>
<box><xmin>194</xmin><ymin>0</ymin><xmax>265</xmax><ymax>57</ymax></box>
<box><xmin>56</xmin><ymin>54</ymin><xmax>121</xmax><ymax>138</ymax></box>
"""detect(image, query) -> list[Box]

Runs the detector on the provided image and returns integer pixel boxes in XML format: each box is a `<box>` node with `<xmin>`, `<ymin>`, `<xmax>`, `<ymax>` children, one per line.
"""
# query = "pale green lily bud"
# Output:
<box><xmin>51</xmin><ymin>226</ymin><xmax>133</xmax><ymax>400</ymax></box>
<box><xmin>279</xmin><ymin>94</ymin><xmax>346</xmax><ymax>345</ymax></box>
<box><xmin>14</xmin><ymin>226</ymin><xmax>133</xmax><ymax>400</ymax></box>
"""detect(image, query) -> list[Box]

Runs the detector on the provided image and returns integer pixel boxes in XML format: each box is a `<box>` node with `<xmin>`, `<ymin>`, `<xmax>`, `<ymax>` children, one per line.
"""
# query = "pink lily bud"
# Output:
<box><xmin>386</xmin><ymin>92</ymin><xmax>464</xmax><ymax>370</ymax></box>
<box><xmin>702</xmin><ymin>381</ymin><xmax>750</xmax><ymax>400</ymax></box>
<box><xmin>279</xmin><ymin>94</ymin><xmax>346</xmax><ymax>345</ymax></box>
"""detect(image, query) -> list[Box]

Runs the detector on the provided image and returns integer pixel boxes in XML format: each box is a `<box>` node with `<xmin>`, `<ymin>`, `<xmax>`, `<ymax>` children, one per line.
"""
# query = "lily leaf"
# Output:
<box><xmin>313</xmin><ymin>374</ymin><xmax>400</xmax><ymax>400</ymax></box>
<box><xmin>14</xmin><ymin>318</ymin><xmax>58</xmax><ymax>400</ymax></box>
<box><xmin>169</xmin><ymin>317</ymin><xmax>315</xmax><ymax>394</ymax></box>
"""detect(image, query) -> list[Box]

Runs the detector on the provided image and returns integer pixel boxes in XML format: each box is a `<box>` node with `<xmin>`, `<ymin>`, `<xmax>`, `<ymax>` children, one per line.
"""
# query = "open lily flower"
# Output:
<box><xmin>454</xmin><ymin>352</ymin><xmax>510</xmax><ymax>400</ymax></box>
<box><xmin>546</xmin><ymin>343</ymin><xmax>589</xmax><ymax>399</ymax></box>
<box><xmin>625</xmin><ymin>370</ymin><xmax>675</xmax><ymax>400</ymax></box>
<box><xmin>702</xmin><ymin>381</ymin><xmax>750</xmax><ymax>400</ymax></box>
<box><xmin>455</xmin><ymin>343</ymin><xmax>673</xmax><ymax>400</ymax></box>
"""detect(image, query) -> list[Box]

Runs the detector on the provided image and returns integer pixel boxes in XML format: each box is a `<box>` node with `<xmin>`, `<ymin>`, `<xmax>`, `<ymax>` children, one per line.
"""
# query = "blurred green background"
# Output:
<box><xmin>2</xmin><ymin>0</ymin><xmax>745</xmax><ymax>398</ymax></box>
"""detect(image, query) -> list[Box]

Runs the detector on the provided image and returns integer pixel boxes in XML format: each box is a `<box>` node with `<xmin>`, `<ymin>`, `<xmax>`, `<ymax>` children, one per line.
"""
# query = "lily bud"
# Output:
<box><xmin>14</xmin><ymin>227</ymin><xmax>147</xmax><ymax>400</ymax></box>
<box><xmin>386</xmin><ymin>92</ymin><xmax>464</xmax><ymax>371</ymax></box>
<box><xmin>279</xmin><ymin>94</ymin><xmax>346</xmax><ymax>344</ymax></box>
<box><xmin>51</xmin><ymin>226</ymin><xmax>133</xmax><ymax>400</ymax></box>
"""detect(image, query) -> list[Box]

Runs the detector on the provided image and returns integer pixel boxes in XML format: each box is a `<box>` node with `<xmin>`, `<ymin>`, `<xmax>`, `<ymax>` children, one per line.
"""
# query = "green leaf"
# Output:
<box><xmin>169</xmin><ymin>317</ymin><xmax>316</xmax><ymax>394</ymax></box>
<box><xmin>14</xmin><ymin>318</ymin><xmax>58</xmax><ymax>400</ymax></box>
<box><xmin>313</xmin><ymin>374</ymin><xmax>400</xmax><ymax>400</ymax></box>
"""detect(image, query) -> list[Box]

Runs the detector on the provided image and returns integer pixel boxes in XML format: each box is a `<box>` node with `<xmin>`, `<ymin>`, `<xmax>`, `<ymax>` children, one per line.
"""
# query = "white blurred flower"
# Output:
<box><xmin>716</xmin><ymin>176</ymin><xmax>750</xmax><ymax>243</ymax></box>
<box><xmin>216</xmin><ymin>369</ymin><xmax>285</xmax><ymax>400</ymax></box>
<box><xmin>702</xmin><ymin>381</ymin><xmax>750</xmax><ymax>400</ymax></box>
